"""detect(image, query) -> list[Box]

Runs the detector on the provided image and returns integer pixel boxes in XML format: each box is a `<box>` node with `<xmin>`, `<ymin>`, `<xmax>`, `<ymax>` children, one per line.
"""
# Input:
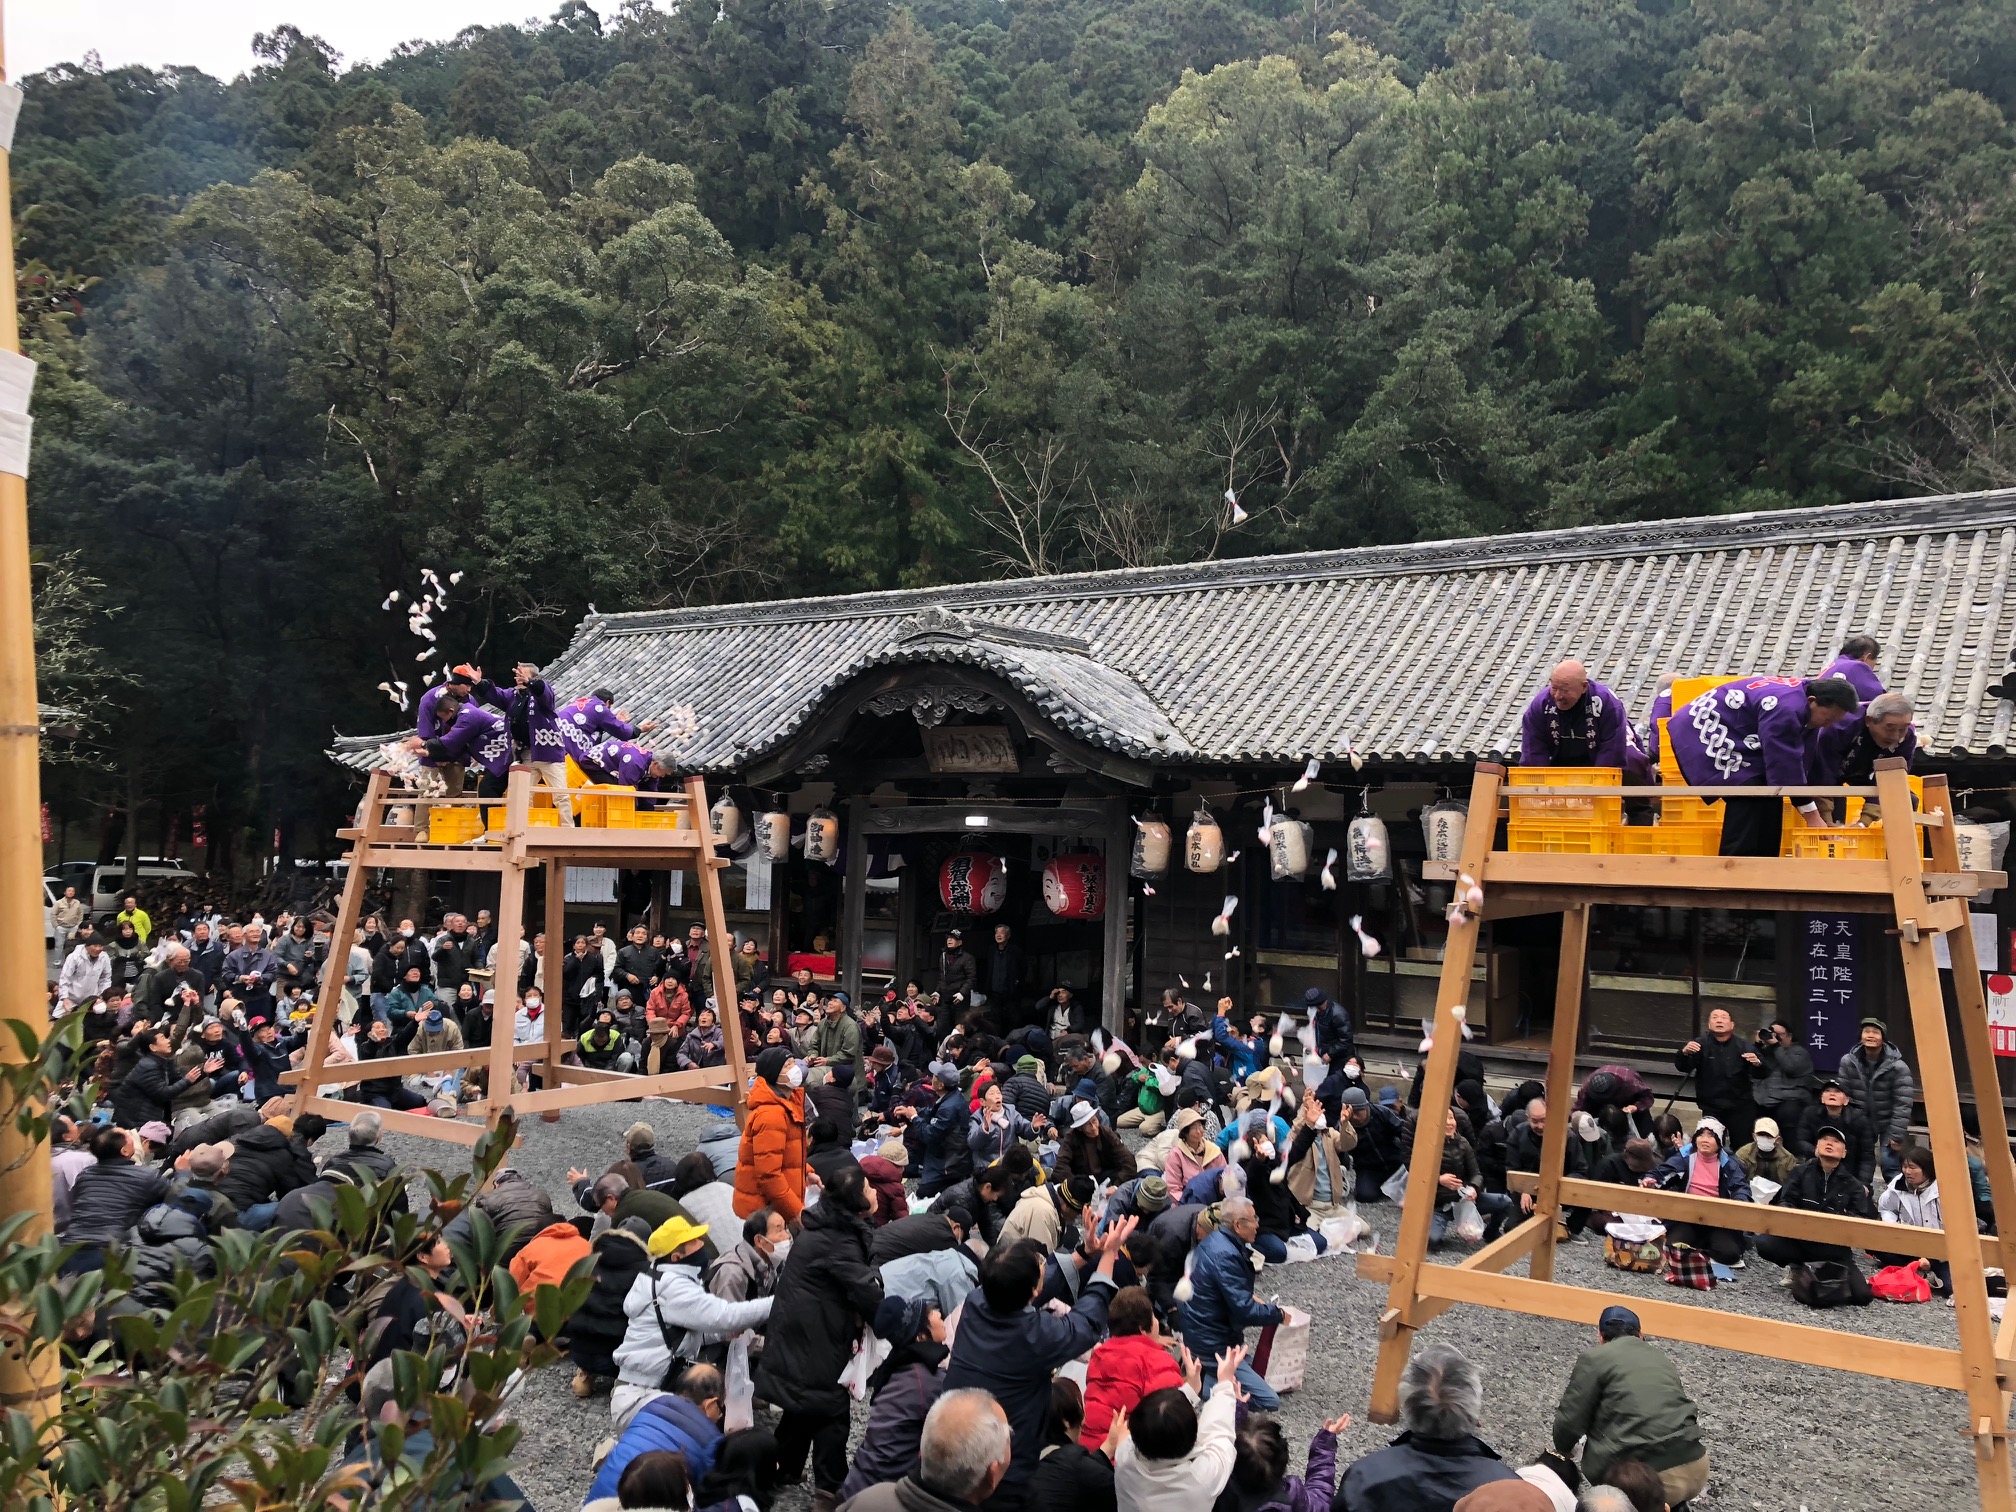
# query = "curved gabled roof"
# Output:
<box><xmin>335</xmin><ymin>488</ymin><xmax>2016</xmax><ymax>773</ymax></box>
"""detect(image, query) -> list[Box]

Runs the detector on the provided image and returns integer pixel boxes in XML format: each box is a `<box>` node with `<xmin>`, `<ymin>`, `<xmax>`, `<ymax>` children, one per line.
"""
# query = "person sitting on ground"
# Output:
<box><xmin>508</xmin><ymin>1208</ymin><xmax>594</xmax><ymax>1326</ymax></box>
<box><xmin>587</xmin><ymin>1362</ymin><xmax>727</xmax><ymax>1502</ymax></box>
<box><xmin>168</xmin><ymin>1142</ymin><xmax>241</xmax><ymax>1229</ymax></box>
<box><xmin>1234</xmin><ymin>1102</ymin><xmax>1331</xmax><ymax>1263</ymax></box>
<box><xmin>941</xmin><ymin>1221</ymin><xmax>1136</xmax><ymax>1508</ymax></box>
<box><xmin>586</xmin><ymin>1447</ymin><xmax>691</xmax><ymax>1512</ymax></box>
<box><xmin>613</xmin><ymin>1215</ymin><xmax>773</xmax><ymax>1428</ymax></box>
<box><xmin>1874</xmin><ymin>1144</ymin><xmax>1949</xmax><ymax>1296</ymax></box>
<box><xmin>569</xmin><ymin>1215</ymin><xmax>656</xmax><ymax>1399</ymax></box>
<box><xmin>837</xmin><ymin>1388</ymin><xmax>1012</xmax><ymax>1512</ymax></box>
<box><xmin>63</xmin><ymin>1125</ymin><xmax>172</xmax><ymax>1274</ymax></box>
<box><xmin>1791</xmin><ymin>1079</ymin><xmax>1875</xmax><ymax>1186</ymax></box>
<box><xmin>1645</xmin><ymin>1122</ymin><xmax>1750</xmax><ymax>1268</ymax></box>
<box><xmin>1347</xmin><ymin>1087</ymin><xmax>1411</xmax><ymax>1202</ymax></box>
<box><xmin>1081</xmin><ymin>1285</ymin><xmax>1184</xmax><ymax>1449</ymax></box>
<box><xmin>874</xmin><ymin>1201</ymin><xmax>970</xmax><ymax>1266</ymax></box>
<box><xmin>320</xmin><ymin>1109</ymin><xmax>405</xmax><ymax>1200</ymax></box>
<box><xmin>836</xmin><ymin>1294</ymin><xmax>949</xmax><ymax>1500</ymax></box>
<box><xmin>1174</xmin><ymin>1197</ymin><xmax>1284</xmax><ymax>1411</ymax></box>
<box><xmin>1733</xmin><ymin>1115</ymin><xmax>1796</xmax><ymax>1186</ymax></box>
<box><xmin>1336</xmin><ymin>1343</ymin><xmax>1521</xmax><ymax>1512</ymax></box>
<box><xmin>1112</xmin><ymin>1346</ymin><xmax>1243</xmax><ymax>1511</ymax></box>
<box><xmin>1029</xmin><ymin>1376</ymin><xmax>1120</xmax><ymax>1512</ymax></box>
<box><xmin>1221</xmin><ymin>1408</ymin><xmax>1352</xmax><ymax>1512</ymax></box>
<box><xmin>1756</xmin><ymin>1122</ymin><xmax>1875</xmax><ymax>1304</ymax></box>
<box><xmin>997</xmin><ymin>1172</ymin><xmax>1095</xmax><ymax>1256</ymax></box>
<box><xmin>1001</xmin><ymin>1053</ymin><xmax>1053</xmax><ymax>1122</ymax></box>
<box><xmin>1550</xmin><ymin>1307</ymin><xmax>1706</xmax><ymax>1511</ymax></box>
<box><xmin>1164</xmin><ymin>1105</ymin><xmax>1228</xmax><ymax>1197</ymax></box>
<box><xmin>1054</xmin><ymin>1098</ymin><xmax>1134</xmax><ymax>1185</ymax></box>
<box><xmin>1592</xmin><ymin>1458</ymin><xmax>1669</xmax><ymax>1512</ymax></box>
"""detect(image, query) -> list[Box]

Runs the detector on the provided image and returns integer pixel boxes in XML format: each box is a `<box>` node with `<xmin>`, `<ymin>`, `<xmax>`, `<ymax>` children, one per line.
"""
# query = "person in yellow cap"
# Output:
<box><xmin>610</xmin><ymin>1212</ymin><xmax>773</xmax><ymax>1428</ymax></box>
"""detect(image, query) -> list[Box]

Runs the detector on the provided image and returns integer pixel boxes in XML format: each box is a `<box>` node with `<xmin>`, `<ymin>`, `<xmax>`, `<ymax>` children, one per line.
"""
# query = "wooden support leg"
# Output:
<box><xmin>1530</xmin><ymin>903</ymin><xmax>1591</xmax><ymax>1284</ymax></box>
<box><xmin>692</xmin><ymin>778</ymin><xmax>750</xmax><ymax>1124</ymax></box>
<box><xmin>1370</xmin><ymin>763</ymin><xmax>1504</xmax><ymax>1423</ymax></box>
<box><xmin>1877</xmin><ymin>759</ymin><xmax>2015</xmax><ymax>1512</ymax></box>
<box><xmin>542</xmin><ymin>859</ymin><xmax>568</xmax><ymax>1115</ymax></box>
<box><xmin>486</xmin><ymin>770</ymin><xmax>534</xmax><ymax>1130</ymax></box>
<box><xmin>292</xmin><ymin>772</ymin><xmax>383</xmax><ymax>1116</ymax></box>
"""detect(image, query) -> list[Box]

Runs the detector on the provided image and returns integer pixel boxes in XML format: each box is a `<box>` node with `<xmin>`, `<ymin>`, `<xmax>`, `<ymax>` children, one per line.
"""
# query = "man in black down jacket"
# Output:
<box><xmin>567</xmin><ymin>1216</ymin><xmax>654</xmax><ymax>1397</ymax></box>
<box><xmin>755</xmin><ymin>1167</ymin><xmax>885</xmax><ymax>1509</ymax></box>
<box><xmin>217</xmin><ymin>1110</ymin><xmax>321</xmax><ymax>1227</ymax></box>
<box><xmin>1673</xmin><ymin>1007</ymin><xmax>1761</xmax><ymax>1149</ymax></box>
<box><xmin>319</xmin><ymin>1110</ymin><xmax>409</xmax><ymax>1213</ymax></box>
<box><xmin>1792</xmin><ymin>1080</ymin><xmax>1877</xmax><ymax>1187</ymax></box>
<box><xmin>63</xmin><ymin>1126</ymin><xmax>170</xmax><ymax>1263</ymax></box>
<box><xmin>113</xmin><ymin>1028</ymin><xmax>223</xmax><ymax>1130</ymax></box>
<box><xmin>1335</xmin><ymin>1341</ymin><xmax>1521</xmax><ymax>1512</ymax></box>
<box><xmin>928</xmin><ymin>1166</ymin><xmax>1013</xmax><ymax>1250</ymax></box>
<box><xmin>873</xmin><ymin>1207</ymin><xmax>970</xmax><ymax>1266</ymax></box>
<box><xmin>1754</xmin><ymin>1125</ymin><xmax>1876</xmax><ymax>1302</ymax></box>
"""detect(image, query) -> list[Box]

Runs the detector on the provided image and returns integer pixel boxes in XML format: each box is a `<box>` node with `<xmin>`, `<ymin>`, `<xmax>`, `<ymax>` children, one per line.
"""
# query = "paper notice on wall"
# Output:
<box><xmin>1933</xmin><ymin>913</ymin><xmax>1999</xmax><ymax>972</ymax></box>
<box><xmin>745</xmin><ymin>855</ymin><xmax>772</xmax><ymax>912</ymax></box>
<box><xmin>564</xmin><ymin>866</ymin><xmax>618</xmax><ymax>903</ymax></box>
<box><xmin>1988</xmin><ymin>975</ymin><xmax>2016</xmax><ymax>1057</ymax></box>
<box><xmin>668</xmin><ymin>868</ymin><xmax>684</xmax><ymax>908</ymax></box>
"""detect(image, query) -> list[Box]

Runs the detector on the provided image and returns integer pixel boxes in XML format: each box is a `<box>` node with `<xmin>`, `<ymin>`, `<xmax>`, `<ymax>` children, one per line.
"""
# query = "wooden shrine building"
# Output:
<box><xmin>333</xmin><ymin>488</ymin><xmax>2016</xmax><ymax>1112</ymax></box>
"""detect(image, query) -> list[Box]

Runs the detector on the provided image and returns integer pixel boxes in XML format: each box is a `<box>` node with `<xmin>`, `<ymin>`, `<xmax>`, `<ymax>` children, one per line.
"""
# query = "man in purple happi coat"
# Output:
<box><xmin>1519</xmin><ymin>659</ymin><xmax>1630</xmax><ymax>768</ymax></box>
<box><xmin>476</xmin><ymin>663</ymin><xmax>574</xmax><ymax>820</ymax></box>
<box><xmin>560</xmin><ymin>689</ymin><xmax>658</xmax><ymax>744</ymax></box>
<box><xmin>1667</xmin><ymin>675</ymin><xmax>1859</xmax><ymax>855</ymax></box>
<box><xmin>407</xmin><ymin>695</ymin><xmax>514</xmax><ymax>797</ymax></box>
<box><xmin>413</xmin><ymin>664</ymin><xmax>480</xmax><ymax>795</ymax></box>
<box><xmin>1818</xmin><ymin>634</ymin><xmax>1886</xmax><ymax>706</ymax></box>
<box><xmin>559</xmin><ymin>718</ymin><xmax>670</xmax><ymax>794</ymax></box>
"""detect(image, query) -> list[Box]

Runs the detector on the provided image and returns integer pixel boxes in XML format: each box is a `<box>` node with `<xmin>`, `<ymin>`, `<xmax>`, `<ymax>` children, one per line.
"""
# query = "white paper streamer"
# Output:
<box><xmin>0</xmin><ymin>410</ymin><xmax>31</xmax><ymax>478</ymax></box>
<box><xmin>0</xmin><ymin>85</ymin><xmax>22</xmax><ymax>155</ymax></box>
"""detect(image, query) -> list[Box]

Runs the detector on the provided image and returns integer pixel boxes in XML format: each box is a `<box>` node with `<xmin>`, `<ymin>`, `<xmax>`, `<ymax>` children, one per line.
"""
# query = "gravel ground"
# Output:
<box><xmin>373</xmin><ymin>1099</ymin><xmax>1990</xmax><ymax>1512</ymax></box>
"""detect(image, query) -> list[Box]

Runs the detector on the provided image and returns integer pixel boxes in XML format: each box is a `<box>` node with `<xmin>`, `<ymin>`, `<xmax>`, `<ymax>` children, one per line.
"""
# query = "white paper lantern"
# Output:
<box><xmin>709</xmin><ymin>794</ymin><xmax>742</xmax><ymax>845</ymax></box>
<box><xmin>1420</xmin><ymin>800</ymin><xmax>1469</xmax><ymax>864</ymax></box>
<box><xmin>1042</xmin><ymin>851</ymin><xmax>1107</xmax><ymax>919</ymax></box>
<box><xmin>1269</xmin><ymin>818</ymin><xmax>1313</xmax><ymax>879</ymax></box>
<box><xmin>940</xmin><ymin>851</ymin><xmax>1009</xmax><ymax>915</ymax></box>
<box><xmin>1132</xmin><ymin>817</ymin><xmax>1171</xmax><ymax>878</ymax></box>
<box><xmin>1186</xmin><ymin>812</ymin><xmax>1224</xmax><ymax>872</ymax></box>
<box><xmin>756</xmin><ymin>810</ymin><xmax>791</xmax><ymax>860</ymax></box>
<box><xmin>804</xmin><ymin>808</ymin><xmax>840</xmax><ymax>865</ymax></box>
<box><xmin>1346</xmin><ymin>814</ymin><xmax>1392</xmax><ymax>881</ymax></box>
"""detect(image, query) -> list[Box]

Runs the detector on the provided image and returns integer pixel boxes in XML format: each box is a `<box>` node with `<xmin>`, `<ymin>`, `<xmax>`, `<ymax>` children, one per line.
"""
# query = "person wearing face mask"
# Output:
<box><xmin>613</xmin><ymin>1216</ymin><xmax>773</xmax><ymax>1429</ymax></box>
<box><xmin>735</xmin><ymin>1046</ymin><xmax>808</xmax><ymax>1225</ymax></box>
<box><xmin>704</xmin><ymin>1205</ymin><xmax>790</xmax><ymax>1366</ymax></box>
<box><xmin>1736</xmin><ymin>1116</ymin><xmax>1797</xmax><ymax>1185</ymax></box>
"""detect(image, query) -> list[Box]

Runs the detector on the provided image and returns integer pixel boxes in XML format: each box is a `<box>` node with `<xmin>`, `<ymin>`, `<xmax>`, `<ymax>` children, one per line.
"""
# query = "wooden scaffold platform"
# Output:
<box><xmin>1359</xmin><ymin>759</ymin><xmax>2016</xmax><ymax>1511</ymax></box>
<box><xmin>285</xmin><ymin>765</ymin><xmax>748</xmax><ymax>1143</ymax></box>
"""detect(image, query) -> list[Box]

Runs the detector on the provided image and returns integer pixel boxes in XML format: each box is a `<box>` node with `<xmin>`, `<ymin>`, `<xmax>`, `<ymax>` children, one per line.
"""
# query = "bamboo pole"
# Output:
<box><xmin>0</xmin><ymin>15</ymin><xmax>59</xmax><ymax>1434</ymax></box>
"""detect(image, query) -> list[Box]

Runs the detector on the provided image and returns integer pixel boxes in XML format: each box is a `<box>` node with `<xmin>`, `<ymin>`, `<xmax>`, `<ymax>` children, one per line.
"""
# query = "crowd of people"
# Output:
<box><xmin>47</xmin><ymin>878</ymin><xmax>1967</xmax><ymax>1512</ymax></box>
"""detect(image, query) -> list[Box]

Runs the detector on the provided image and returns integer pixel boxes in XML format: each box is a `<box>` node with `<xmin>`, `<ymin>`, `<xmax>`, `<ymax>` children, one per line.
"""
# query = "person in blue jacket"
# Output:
<box><xmin>1175</xmin><ymin>1196</ymin><xmax>1285</xmax><ymax>1411</ymax></box>
<box><xmin>1211</xmin><ymin>999</ymin><xmax>1267</xmax><ymax>1083</ymax></box>
<box><xmin>586</xmin><ymin>1362</ymin><xmax>725</xmax><ymax>1501</ymax></box>
<box><xmin>1646</xmin><ymin>1121</ymin><xmax>1753</xmax><ymax>1268</ymax></box>
<box><xmin>909</xmin><ymin>1062</ymin><xmax>971</xmax><ymax>1197</ymax></box>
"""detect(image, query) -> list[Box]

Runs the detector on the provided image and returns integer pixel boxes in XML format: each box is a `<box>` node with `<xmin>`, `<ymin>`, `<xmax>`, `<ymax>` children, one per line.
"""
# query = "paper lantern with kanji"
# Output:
<box><xmin>940</xmin><ymin>851</ymin><xmax>1008</xmax><ymax>916</ymax></box>
<box><xmin>1042</xmin><ymin>851</ymin><xmax>1106</xmax><ymax>920</ymax></box>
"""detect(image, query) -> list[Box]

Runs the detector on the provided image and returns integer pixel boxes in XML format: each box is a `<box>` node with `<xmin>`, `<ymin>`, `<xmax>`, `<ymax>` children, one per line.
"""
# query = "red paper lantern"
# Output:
<box><xmin>939</xmin><ymin>851</ymin><xmax>1008</xmax><ymax>916</ymax></box>
<box><xmin>1042</xmin><ymin>851</ymin><xmax>1106</xmax><ymax>920</ymax></box>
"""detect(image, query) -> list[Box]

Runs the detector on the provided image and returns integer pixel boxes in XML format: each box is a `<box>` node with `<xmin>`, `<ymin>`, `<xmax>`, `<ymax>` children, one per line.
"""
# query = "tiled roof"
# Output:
<box><xmin>333</xmin><ymin>489</ymin><xmax>2016</xmax><ymax>772</ymax></box>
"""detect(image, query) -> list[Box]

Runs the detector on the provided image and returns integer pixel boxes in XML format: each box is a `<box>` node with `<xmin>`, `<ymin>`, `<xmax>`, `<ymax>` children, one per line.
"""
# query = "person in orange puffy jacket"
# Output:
<box><xmin>507</xmin><ymin>1219</ymin><xmax>593</xmax><ymax>1329</ymax></box>
<box><xmin>735</xmin><ymin>1045</ymin><xmax>808</xmax><ymax>1225</ymax></box>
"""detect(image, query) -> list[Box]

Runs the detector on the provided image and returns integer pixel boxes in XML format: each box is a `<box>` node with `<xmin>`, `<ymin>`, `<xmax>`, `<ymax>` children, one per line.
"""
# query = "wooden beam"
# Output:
<box><xmin>1410</xmin><ymin>1266</ymin><xmax>1985</xmax><ymax>1393</ymax></box>
<box><xmin>483</xmin><ymin>1065</ymin><xmax>736</xmax><ymax>1116</ymax></box>
<box><xmin>294</xmin><ymin>1096</ymin><xmax>486</xmax><ymax>1147</ymax></box>
<box><xmin>693</xmin><ymin>776</ymin><xmax>751</xmax><ymax>1119</ymax></box>
<box><xmin>1529</xmin><ymin>904</ymin><xmax>1589</xmax><ymax>1283</ymax></box>
<box><xmin>485</xmin><ymin>770</ymin><xmax>532</xmax><ymax>1131</ymax></box>
<box><xmin>291</xmin><ymin>773</ymin><xmax>381</xmax><ymax>1119</ymax></box>
<box><xmin>1547</xmin><ymin>1178</ymin><xmax>2008</xmax><ymax>1266</ymax></box>
<box><xmin>861</xmin><ymin>804</ymin><xmax>1112</xmax><ymax>836</ymax></box>
<box><xmin>1477</xmin><ymin>883</ymin><xmax>1898</xmax><ymax>917</ymax></box>
<box><xmin>1357</xmin><ymin>1215</ymin><xmax>1551</xmax><ymax>1324</ymax></box>
<box><xmin>277</xmin><ymin>1041</ymin><xmax>581</xmax><ymax>1086</ymax></box>
<box><xmin>841</xmin><ymin>795</ymin><xmax>869</xmax><ymax>1010</ymax></box>
<box><xmin>1482</xmin><ymin>852</ymin><xmax>1896</xmax><ymax>895</ymax></box>
<box><xmin>1371</xmin><ymin>760</ymin><xmax>1504</xmax><ymax>1424</ymax></box>
<box><xmin>1878</xmin><ymin>758</ymin><xmax>2016</xmax><ymax>1510</ymax></box>
<box><xmin>1500</xmin><ymin>785</ymin><xmax>1879</xmax><ymax>799</ymax></box>
<box><xmin>1101</xmin><ymin>796</ymin><xmax>1130</xmax><ymax>1038</ymax></box>
<box><xmin>542</xmin><ymin>859</ymin><xmax>568</xmax><ymax>1099</ymax></box>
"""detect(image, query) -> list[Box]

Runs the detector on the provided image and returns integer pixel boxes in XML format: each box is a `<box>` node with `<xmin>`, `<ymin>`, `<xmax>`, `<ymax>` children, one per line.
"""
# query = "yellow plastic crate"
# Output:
<box><xmin>1507</xmin><ymin>820</ymin><xmax>1615</xmax><ymax>854</ymax></box>
<box><xmin>428</xmin><ymin>806</ymin><xmax>484</xmax><ymax>844</ymax></box>
<box><xmin>1670</xmin><ymin>674</ymin><xmax>1737</xmax><ymax>711</ymax></box>
<box><xmin>1612</xmin><ymin>821</ymin><xmax>1723</xmax><ymax>856</ymax></box>
<box><xmin>577</xmin><ymin>786</ymin><xmax>635</xmax><ymax>828</ymax></box>
<box><xmin>485</xmin><ymin>805</ymin><xmax>563</xmax><ymax>829</ymax></box>
<box><xmin>1784</xmin><ymin>824</ymin><xmax>1886</xmax><ymax>860</ymax></box>
<box><xmin>1507</xmin><ymin>766</ymin><xmax>1623</xmax><ymax>825</ymax></box>
<box><xmin>621</xmin><ymin>809</ymin><xmax>682</xmax><ymax>830</ymax></box>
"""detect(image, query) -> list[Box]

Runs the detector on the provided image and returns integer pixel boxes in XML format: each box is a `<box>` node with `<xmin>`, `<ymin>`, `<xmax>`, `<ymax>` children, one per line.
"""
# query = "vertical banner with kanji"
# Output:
<box><xmin>1802</xmin><ymin>914</ymin><xmax>1860</xmax><ymax>1067</ymax></box>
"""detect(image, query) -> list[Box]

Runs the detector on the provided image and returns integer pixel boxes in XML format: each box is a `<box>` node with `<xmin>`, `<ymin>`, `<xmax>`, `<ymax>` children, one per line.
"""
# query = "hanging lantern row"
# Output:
<box><xmin>940</xmin><ymin>851</ymin><xmax>1009</xmax><ymax>916</ymax></box>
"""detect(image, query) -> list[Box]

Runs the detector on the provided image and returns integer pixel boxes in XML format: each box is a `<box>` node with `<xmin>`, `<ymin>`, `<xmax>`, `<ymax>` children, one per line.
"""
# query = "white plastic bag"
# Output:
<box><xmin>1450</xmin><ymin>1198</ymin><xmax>1485</xmax><ymax>1245</ymax></box>
<box><xmin>1748</xmin><ymin>1177</ymin><xmax>1781</xmax><ymax>1206</ymax></box>
<box><xmin>1320</xmin><ymin>1211</ymin><xmax>1368</xmax><ymax>1251</ymax></box>
<box><xmin>1283</xmin><ymin>1233</ymin><xmax>1321</xmax><ymax>1264</ymax></box>
<box><xmin>1380</xmin><ymin>1165</ymin><xmax>1410</xmax><ymax>1204</ymax></box>
<box><xmin>724</xmin><ymin>1335</ymin><xmax>755</xmax><ymax>1431</ymax></box>
<box><xmin>1603</xmin><ymin>1217</ymin><xmax>1665</xmax><ymax>1244</ymax></box>
<box><xmin>836</xmin><ymin>1325</ymin><xmax>890</xmax><ymax>1402</ymax></box>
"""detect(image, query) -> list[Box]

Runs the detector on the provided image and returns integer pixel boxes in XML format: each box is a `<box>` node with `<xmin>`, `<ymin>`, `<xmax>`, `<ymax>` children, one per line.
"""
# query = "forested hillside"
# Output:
<box><xmin>19</xmin><ymin>0</ymin><xmax>2016</xmax><ymax>861</ymax></box>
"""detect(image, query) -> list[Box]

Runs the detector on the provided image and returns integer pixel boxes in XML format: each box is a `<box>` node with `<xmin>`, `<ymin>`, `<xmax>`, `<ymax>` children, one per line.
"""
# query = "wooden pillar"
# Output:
<box><xmin>1102</xmin><ymin>797</ymin><xmax>1130</xmax><ymax>1037</ymax></box>
<box><xmin>291</xmin><ymin>771</ymin><xmax>383</xmax><ymax>1116</ymax></box>
<box><xmin>651</xmin><ymin>869</ymin><xmax>672</xmax><ymax>936</ymax></box>
<box><xmin>1528</xmin><ymin>903</ymin><xmax>1590</xmax><ymax>1284</ymax></box>
<box><xmin>486</xmin><ymin>768</ymin><xmax>533</xmax><ymax>1129</ymax></box>
<box><xmin>1370</xmin><ymin>762</ymin><xmax>1503</xmax><ymax>1422</ymax></box>
<box><xmin>841</xmin><ymin>796</ymin><xmax>868</xmax><ymax>1010</ymax></box>
<box><xmin>1876</xmin><ymin>759</ymin><xmax>2014</xmax><ymax>1511</ymax></box>
<box><xmin>542</xmin><ymin>859</ymin><xmax>568</xmax><ymax>1103</ymax></box>
<box><xmin>692</xmin><ymin>777</ymin><xmax>751</xmax><ymax>1111</ymax></box>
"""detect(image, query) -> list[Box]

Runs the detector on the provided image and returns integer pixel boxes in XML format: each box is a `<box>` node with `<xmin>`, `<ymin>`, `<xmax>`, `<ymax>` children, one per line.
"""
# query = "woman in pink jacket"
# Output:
<box><xmin>1162</xmin><ymin>1106</ymin><xmax>1226</xmax><ymax>1197</ymax></box>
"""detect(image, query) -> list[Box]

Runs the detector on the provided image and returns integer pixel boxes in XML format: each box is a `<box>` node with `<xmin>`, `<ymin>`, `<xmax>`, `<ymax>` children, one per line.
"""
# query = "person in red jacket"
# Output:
<box><xmin>1080</xmin><ymin>1285</ymin><xmax>1185</xmax><ymax>1448</ymax></box>
<box><xmin>735</xmin><ymin>1046</ymin><xmax>808</xmax><ymax>1225</ymax></box>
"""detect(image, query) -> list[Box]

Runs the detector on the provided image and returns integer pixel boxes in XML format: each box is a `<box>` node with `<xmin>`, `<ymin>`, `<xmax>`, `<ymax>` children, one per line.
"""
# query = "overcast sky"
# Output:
<box><xmin>13</xmin><ymin>3</ymin><xmax>574</xmax><ymax>83</ymax></box>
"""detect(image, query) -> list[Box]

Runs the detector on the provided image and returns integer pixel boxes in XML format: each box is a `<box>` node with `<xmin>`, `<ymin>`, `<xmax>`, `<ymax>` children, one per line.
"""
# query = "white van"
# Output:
<box><xmin>88</xmin><ymin>861</ymin><xmax>198</xmax><ymax>916</ymax></box>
